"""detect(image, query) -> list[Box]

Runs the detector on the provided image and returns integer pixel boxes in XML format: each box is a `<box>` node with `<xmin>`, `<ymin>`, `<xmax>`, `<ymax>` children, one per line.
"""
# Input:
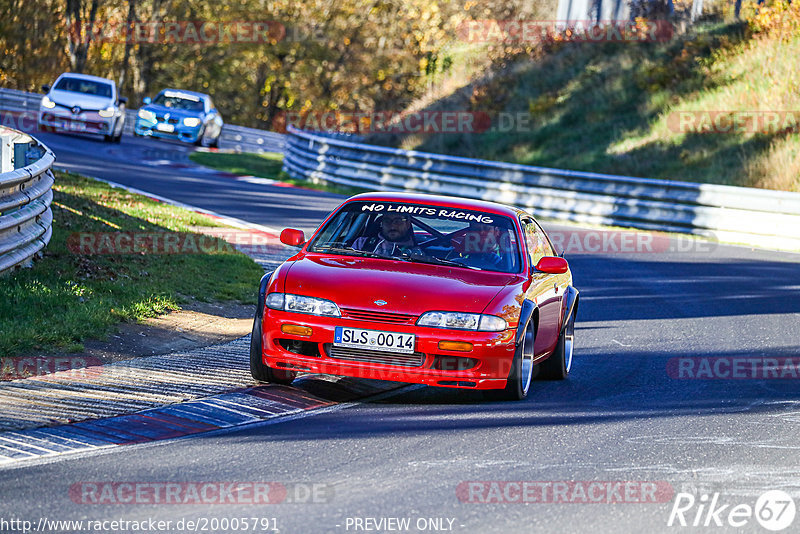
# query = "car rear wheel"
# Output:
<box><xmin>249</xmin><ymin>304</ymin><xmax>297</xmax><ymax>385</ymax></box>
<box><xmin>538</xmin><ymin>308</ymin><xmax>575</xmax><ymax>380</ymax></box>
<box><xmin>487</xmin><ymin>323</ymin><xmax>535</xmax><ymax>401</ymax></box>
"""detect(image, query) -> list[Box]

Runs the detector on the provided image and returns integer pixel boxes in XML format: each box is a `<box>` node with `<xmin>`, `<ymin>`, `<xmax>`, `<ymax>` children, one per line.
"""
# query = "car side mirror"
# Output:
<box><xmin>41</xmin><ymin>84</ymin><xmax>51</xmax><ymax>93</ymax></box>
<box><xmin>118</xmin><ymin>96</ymin><xmax>128</xmax><ymax>105</ymax></box>
<box><xmin>143</xmin><ymin>97</ymin><xmax>152</xmax><ymax>105</ymax></box>
<box><xmin>533</xmin><ymin>256</ymin><xmax>568</xmax><ymax>274</ymax></box>
<box><xmin>280</xmin><ymin>228</ymin><xmax>305</xmax><ymax>247</ymax></box>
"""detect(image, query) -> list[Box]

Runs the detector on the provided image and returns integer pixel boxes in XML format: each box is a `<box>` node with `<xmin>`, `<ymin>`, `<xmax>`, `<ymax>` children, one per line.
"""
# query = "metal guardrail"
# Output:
<box><xmin>0</xmin><ymin>126</ymin><xmax>55</xmax><ymax>274</ymax></box>
<box><xmin>4</xmin><ymin>87</ymin><xmax>800</xmax><ymax>250</ymax></box>
<box><xmin>283</xmin><ymin>126</ymin><xmax>800</xmax><ymax>251</ymax></box>
<box><xmin>0</xmin><ymin>88</ymin><xmax>286</xmax><ymax>154</ymax></box>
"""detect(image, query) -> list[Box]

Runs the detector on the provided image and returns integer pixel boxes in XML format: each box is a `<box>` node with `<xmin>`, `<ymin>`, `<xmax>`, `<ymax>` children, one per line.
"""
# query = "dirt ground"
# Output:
<box><xmin>81</xmin><ymin>300</ymin><xmax>255</xmax><ymax>364</ymax></box>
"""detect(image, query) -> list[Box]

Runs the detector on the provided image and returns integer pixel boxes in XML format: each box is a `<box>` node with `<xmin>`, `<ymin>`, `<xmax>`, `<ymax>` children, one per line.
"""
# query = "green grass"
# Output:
<box><xmin>396</xmin><ymin>22</ymin><xmax>800</xmax><ymax>192</ymax></box>
<box><xmin>0</xmin><ymin>171</ymin><xmax>263</xmax><ymax>357</ymax></box>
<box><xmin>189</xmin><ymin>151</ymin><xmax>369</xmax><ymax>196</ymax></box>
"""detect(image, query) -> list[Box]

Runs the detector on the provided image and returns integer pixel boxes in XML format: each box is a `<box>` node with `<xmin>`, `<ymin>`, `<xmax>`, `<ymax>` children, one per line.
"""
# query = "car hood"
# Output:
<box><xmin>282</xmin><ymin>254</ymin><xmax>523</xmax><ymax>316</ymax></box>
<box><xmin>142</xmin><ymin>104</ymin><xmax>203</xmax><ymax>119</ymax></box>
<box><xmin>48</xmin><ymin>90</ymin><xmax>114</xmax><ymax>110</ymax></box>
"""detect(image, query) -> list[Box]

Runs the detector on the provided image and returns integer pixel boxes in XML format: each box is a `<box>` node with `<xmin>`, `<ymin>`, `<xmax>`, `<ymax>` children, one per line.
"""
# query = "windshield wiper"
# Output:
<box><xmin>398</xmin><ymin>253</ymin><xmax>480</xmax><ymax>270</ymax></box>
<box><xmin>312</xmin><ymin>246</ymin><xmax>393</xmax><ymax>260</ymax></box>
<box><xmin>313</xmin><ymin>246</ymin><xmax>479</xmax><ymax>269</ymax></box>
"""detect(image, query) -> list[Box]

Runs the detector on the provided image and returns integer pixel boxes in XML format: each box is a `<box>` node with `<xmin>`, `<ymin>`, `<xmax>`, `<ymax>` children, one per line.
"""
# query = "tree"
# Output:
<box><xmin>65</xmin><ymin>0</ymin><xmax>102</xmax><ymax>72</ymax></box>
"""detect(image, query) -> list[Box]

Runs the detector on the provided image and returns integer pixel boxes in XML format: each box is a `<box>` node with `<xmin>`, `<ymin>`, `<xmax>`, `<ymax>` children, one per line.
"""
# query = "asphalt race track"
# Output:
<box><xmin>38</xmin><ymin>129</ymin><xmax>340</xmax><ymax>232</ymax></box>
<box><xmin>1</xmin><ymin>129</ymin><xmax>799</xmax><ymax>533</ymax></box>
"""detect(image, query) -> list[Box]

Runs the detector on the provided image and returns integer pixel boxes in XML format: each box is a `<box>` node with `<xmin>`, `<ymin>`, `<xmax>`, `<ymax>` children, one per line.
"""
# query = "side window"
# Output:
<box><xmin>533</xmin><ymin>221</ymin><xmax>555</xmax><ymax>257</ymax></box>
<box><xmin>522</xmin><ymin>218</ymin><xmax>554</xmax><ymax>266</ymax></box>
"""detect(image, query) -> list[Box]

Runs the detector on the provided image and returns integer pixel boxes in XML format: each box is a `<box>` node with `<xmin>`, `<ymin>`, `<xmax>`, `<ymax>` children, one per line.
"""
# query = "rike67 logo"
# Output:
<box><xmin>668</xmin><ymin>490</ymin><xmax>796</xmax><ymax>531</ymax></box>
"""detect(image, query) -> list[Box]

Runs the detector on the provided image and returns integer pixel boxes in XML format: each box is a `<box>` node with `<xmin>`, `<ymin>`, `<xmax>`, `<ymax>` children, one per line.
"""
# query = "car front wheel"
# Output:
<box><xmin>249</xmin><ymin>304</ymin><xmax>297</xmax><ymax>385</ymax></box>
<box><xmin>194</xmin><ymin>126</ymin><xmax>206</xmax><ymax>147</ymax></box>
<box><xmin>487</xmin><ymin>322</ymin><xmax>535</xmax><ymax>401</ymax></box>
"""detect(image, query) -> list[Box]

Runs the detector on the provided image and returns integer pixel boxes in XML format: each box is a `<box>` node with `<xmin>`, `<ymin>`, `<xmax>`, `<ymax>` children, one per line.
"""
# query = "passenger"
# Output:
<box><xmin>455</xmin><ymin>222</ymin><xmax>505</xmax><ymax>270</ymax></box>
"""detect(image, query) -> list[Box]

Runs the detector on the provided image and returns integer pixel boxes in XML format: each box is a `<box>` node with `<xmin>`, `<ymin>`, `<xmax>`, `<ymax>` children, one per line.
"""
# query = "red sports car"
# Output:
<box><xmin>250</xmin><ymin>192</ymin><xmax>578</xmax><ymax>400</ymax></box>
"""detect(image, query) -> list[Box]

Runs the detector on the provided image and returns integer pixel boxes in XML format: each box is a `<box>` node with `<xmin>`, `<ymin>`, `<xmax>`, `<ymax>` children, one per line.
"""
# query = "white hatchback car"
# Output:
<box><xmin>38</xmin><ymin>73</ymin><xmax>127</xmax><ymax>143</ymax></box>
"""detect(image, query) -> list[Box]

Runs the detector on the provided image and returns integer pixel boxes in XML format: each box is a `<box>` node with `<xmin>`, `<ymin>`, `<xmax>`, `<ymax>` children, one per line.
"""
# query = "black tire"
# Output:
<box><xmin>486</xmin><ymin>323</ymin><xmax>535</xmax><ymax>401</ymax></box>
<box><xmin>113</xmin><ymin>133</ymin><xmax>122</xmax><ymax>143</ymax></box>
<box><xmin>538</xmin><ymin>308</ymin><xmax>575</xmax><ymax>380</ymax></box>
<box><xmin>194</xmin><ymin>127</ymin><xmax>206</xmax><ymax>147</ymax></box>
<box><xmin>103</xmin><ymin>134</ymin><xmax>113</xmax><ymax>142</ymax></box>
<box><xmin>210</xmin><ymin>135</ymin><xmax>219</xmax><ymax>148</ymax></box>
<box><xmin>250</xmin><ymin>303</ymin><xmax>296</xmax><ymax>385</ymax></box>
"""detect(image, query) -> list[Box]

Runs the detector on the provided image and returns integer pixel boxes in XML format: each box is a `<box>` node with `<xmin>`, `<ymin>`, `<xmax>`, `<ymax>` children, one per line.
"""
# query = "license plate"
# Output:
<box><xmin>156</xmin><ymin>123</ymin><xmax>174</xmax><ymax>132</ymax></box>
<box><xmin>334</xmin><ymin>327</ymin><xmax>415</xmax><ymax>354</ymax></box>
<box><xmin>69</xmin><ymin>121</ymin><xmax>86</xmax><ymax>132</ymax></box>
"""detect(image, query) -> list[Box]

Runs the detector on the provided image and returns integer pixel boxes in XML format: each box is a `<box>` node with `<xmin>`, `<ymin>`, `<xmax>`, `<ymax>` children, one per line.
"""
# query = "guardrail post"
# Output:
<box><xmin>0</xmin><ymin>134</ymin><xmax>12</xmax><ymax>172</ymax></box>
<box><xmin>13</xmin><ymin>141</ymin><xmax>31</xmax><ymax>169</ymax></box>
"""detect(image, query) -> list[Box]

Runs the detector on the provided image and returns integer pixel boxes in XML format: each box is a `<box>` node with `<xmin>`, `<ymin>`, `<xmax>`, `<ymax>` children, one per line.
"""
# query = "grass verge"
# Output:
<box><xmin>189</xmin><ymin>151</ymin><xmax>368</xmax><ymax>196</ymax></box>
<box><xmin>0</xmin><ymin>171</ymin><xmax>263</xmax><ymax>357</ymax></box>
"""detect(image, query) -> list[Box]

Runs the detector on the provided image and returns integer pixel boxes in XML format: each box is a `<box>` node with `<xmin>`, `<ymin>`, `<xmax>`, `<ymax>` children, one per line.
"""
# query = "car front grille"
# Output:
<box><xmin>326</xmin><ymin>346</ymin><xmax>424</xmax><ymax>367</ymax></box>
<box><xmin>340</xmin><ymin>308</ymin><xmax>416</xmax><ymax>325</ymax></box>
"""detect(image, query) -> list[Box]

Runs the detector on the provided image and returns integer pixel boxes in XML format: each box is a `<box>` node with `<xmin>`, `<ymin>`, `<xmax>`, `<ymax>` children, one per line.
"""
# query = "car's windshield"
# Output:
<box><xmin>152</xmin><ymin>92</ymin><xmax>205</xmax><ymax>112</ymax></box>
<box><xmin>53</xmin><ymin>77</ymin><xmax>112</xmax><ymax>98</ymax></box>
<box><xmin>309</xmin><ymin>201</ymin><xmax>522</xmax><ymax>273</ymax></box>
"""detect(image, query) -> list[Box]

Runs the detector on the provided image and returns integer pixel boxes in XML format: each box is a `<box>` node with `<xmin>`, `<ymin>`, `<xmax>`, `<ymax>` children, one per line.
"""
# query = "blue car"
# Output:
<box><xmin>134</xmin><ymin>89</ymin><xmax>223</xmax><ymax>147</ymax></box>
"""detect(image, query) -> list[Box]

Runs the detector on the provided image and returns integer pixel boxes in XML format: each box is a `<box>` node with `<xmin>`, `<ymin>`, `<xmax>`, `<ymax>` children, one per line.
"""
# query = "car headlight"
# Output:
<box><xmin>41</xmin><ymin>96</ymin><xmax>55</xmax><ymax>109</ymax></box>
<box><xmin>416</xmin><ymin>311</ymin><xmax>508</xmax><ymax>332</ymax></box>
<box><xmin>183</xmin><ymin>117</ymin><xmax>201</xmax><ymax>127</ymax></box>
<box><xmin>98</xmin><ymin>106</ymin><xmax>115</xmax><ymax>118</ymax></box>
<box><xmin>138</xmin><ymin>109</ymin><xmax>156</xmax><ymax>121</ymax></box>
<box><xmin>265</xmin><ymin>292</ymin><xmax>340</xmax><ymax>317</ymax></box>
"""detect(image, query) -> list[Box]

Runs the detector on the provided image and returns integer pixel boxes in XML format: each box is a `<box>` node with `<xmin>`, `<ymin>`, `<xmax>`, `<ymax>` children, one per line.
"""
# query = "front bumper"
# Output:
<box><xmin>262</xmin><ymin>310</ymin><xmax>517</xmax><ymax>389</ymax></box>
<box><xmin>135</xmin><ymin>117</ymin><xmax>202</xmax><ymax>143</ymax></box>
<box><xmin>38</xmin><ymin>109</ymin><xmax>114</xmax><ymax>135</ymax></box>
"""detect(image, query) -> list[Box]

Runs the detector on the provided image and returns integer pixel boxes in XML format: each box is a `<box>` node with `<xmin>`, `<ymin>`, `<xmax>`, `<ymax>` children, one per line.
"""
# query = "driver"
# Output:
<box><xmin>352</xmin><ymin>213</ymin><xmax>421</xmax><ymax>256</ymax></box>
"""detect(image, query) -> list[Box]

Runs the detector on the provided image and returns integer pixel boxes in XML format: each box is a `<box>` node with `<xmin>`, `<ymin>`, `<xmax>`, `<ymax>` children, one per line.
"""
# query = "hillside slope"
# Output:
<box><xmin>375</xmin><ymin>17</ymin><xmax>800</xmax><ymax>191</ymax></box>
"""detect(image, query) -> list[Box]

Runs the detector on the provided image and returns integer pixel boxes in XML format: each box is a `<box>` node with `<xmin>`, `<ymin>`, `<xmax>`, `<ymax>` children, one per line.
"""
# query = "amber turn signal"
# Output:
<box><xmin>438</xmin><ymin>341</ymin><xmax>473</xmax><ymax>352</ymax></box>
<box><xmin>281</xmin><ymin>324</ymin><xmax>313</xmax><ymax>336</ymax></box>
